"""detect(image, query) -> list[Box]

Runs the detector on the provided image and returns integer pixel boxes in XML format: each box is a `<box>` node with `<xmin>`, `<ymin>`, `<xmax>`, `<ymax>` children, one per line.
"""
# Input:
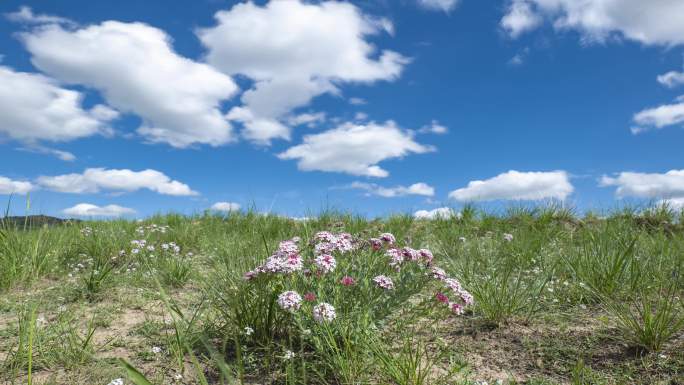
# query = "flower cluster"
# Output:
<box><xmin>432</xmin><ymin>270</ymin><xmax>473</xmax><ymax>314</ymax></box>
<box><xmin>373</xmin><ymin>275</ymin><xmax>394</xmax><ymax>290</ymax></box>
<box><xmin>314</xmin><ymin>254</ymin><xmax>336</xmax><ymax>274</ymax></box>
<box><xmin>277</xmin><ymin>291</ymin><xmax>303</xmax><ymax>312</ymax></box>
<box><xmin>313</xmin><ymin>231</ymin><xmax>355</xmax><ymax>254</ymax></box>
<box><xmin>385</xmin><ymin>246</ymin><xmax>433</xmax><ymax>271</ymax></box>
<box><xmin>135</xmin><ymin>223</ymin><xmax>170</xmax><ymax>235</ymax></box>
<box><xmin>247</xmin><ymin>230</ymin><xmax>471</xmax><ymax>329</ymax></box>
<box><xmin>312</xmin><ymin>302</ymin><xmax>337</xmax><ymax>323</ymax></box>
<box><xmin>244</xmin><ymin>238</ymin><xmax>304</xmax><ymax>279</ymax></box>
<box><xmin>123</xmin><ymin>239</ymin><xmax>182</xmax><ymax>258</ymax></box>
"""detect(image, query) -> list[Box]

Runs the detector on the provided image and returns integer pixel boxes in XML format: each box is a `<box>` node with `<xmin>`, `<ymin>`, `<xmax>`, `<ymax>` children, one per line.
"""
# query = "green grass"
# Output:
<box><xmin>1</xmin><ymin>207</ymin><xmax>683</xmax><ymax>384</ymax></box>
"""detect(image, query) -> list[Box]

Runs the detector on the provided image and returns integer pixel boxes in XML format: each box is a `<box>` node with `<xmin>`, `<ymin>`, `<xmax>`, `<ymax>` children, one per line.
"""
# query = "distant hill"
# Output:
<box><xmin>1</xmin><ymin>215</ymin><xmax>78</xmax><ymax>228</ymax></box>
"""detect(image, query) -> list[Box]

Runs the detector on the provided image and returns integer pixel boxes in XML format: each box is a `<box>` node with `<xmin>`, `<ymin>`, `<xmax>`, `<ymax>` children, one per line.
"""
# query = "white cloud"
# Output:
<box><xmin>0</xmin><ymin>176</ymin><xmax>33</xmax><ymax>195</ymax></box>
<box><xmin>17</xmin><ymin>145</ymin><xmax>76</xmax><ymax>161</ymax></box>
<box><xmin>211</xmin><ymin>201</ymin><xmax>241</xmax><ymax>212</ymax></box>
<box><xmin>37</xmin><ymin>168</ymin><xmax>198</xmax><ymax>196</ymax></box>
<box><xmin>349</xmin><ymin>97</ymin><xmax>367</xmax><ymax>105</ymax></box>
<box><xmin>198</xmin><ymin>0</ymin><xmax>408</xmax><ymax>144</ymax></box>
<box><xmin>417</xmin><ymin>0</ymin><xmax>460</xmax><ymax>12</ymax></box>
<box><xmin>600</xmin><ymin>170</ymin><xmax>684</xmax><ymax>199</ymax></box>
<box><xmin>63</xmin><ymin>203</ymin><xmax>136</xmax><ymax>217</ymax></box>
<box><xmin>501</xmin><ymin>1</ymin><xmax>541</xmax><ymax>38</ymax></box>
<box><xmin>659</xmin><ymin>197</ymin><xmax>684</xmax><ymax>210</ymax></box>
<box><xmin>501</xmin><ymin>0</ymin><xmax>684</xmax><ymax>46</ymax></box>
<box><xmin>278</xmin><ymin>121</ymin><xmax>434</xmax><ymax>177</ymax></box>
<box><xmin>0</xmin><ymin>66</ymin><xmax>116</xmax><ymax>143</ymax></box>
<box><xmin>287</xmin><ymin>112</ymin><xmax>326</xmax><ymax>128</ymax></box>
<box><xmin>632</xmin><ymin>96</ymin><xmax>684</xmax><ymax>134</ymax></box>
<box><xmin>418</xmin><ymin>120</ymin><xmax>448</xmax><ymax>134</ymax></box>
<box><xmin>413</xmin><ymin>207</ymin><xmax>460</xmax><ymax>219</ymax></box>
<box><xmin>350</xmin><ymin>181</ymin><xmax>435</xmax><ymax>197</ymax></box>
<box><xmin>449</xmin><ymin>170</ymin><xmax>573</xmax><ymax>201</ymax></box>
<box><xmin>354</xmin><ymin>112</ymin><xmax>369</xmax><ymax>121</ymax></box>
<box><xmin>21</xmin><ymin>20</ymin><xmax>238</xmax><ymax>148</ymax></box>
<box><xmin>657</xmin><ymin>69</ymin><xmax>684</xmax><ymax>89</ymax></box>
<box><xmin>5</xmin><ymin>6</ymin><xmax>73</xmax><ymax>26</ymax></box>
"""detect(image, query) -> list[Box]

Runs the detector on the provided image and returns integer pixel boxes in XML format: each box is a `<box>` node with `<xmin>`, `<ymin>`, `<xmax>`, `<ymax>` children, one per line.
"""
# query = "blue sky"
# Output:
<box><xmin>1</xmin><ymin>0</ymin><xmax>684</xmax><ymax>218</ymax></box>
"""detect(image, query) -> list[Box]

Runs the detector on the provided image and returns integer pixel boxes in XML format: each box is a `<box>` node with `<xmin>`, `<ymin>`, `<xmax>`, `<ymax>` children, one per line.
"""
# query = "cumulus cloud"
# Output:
<box><xmin>449</xmin><ymin>170</ymin><xmax>573</xmax><ymax>201</ymax></box>
<box><xmin>278</xmin><ymin>121</ymin><xmax>434</xmax><ymax>178</ymax></box>
<box><xmin>198</xmin><ymin>0</ymin><xmax>408</xmax><ymax>144</ymax></box>
<box><xmin>37</xmin><ymin>168</ymin><xmax>198</xmax><ymax>196</ymax></box>
<box><xmin>0</xmin><ymin>66</ymin><xmax>116</xmax><ymax>143</ymax></box>
<box><xmin>21</xmin><ymin>20</ymin><xmax>238</xmax><ymax>148</ymax></box>
<box><xmin>413</xmin><ymin>207</ymin><xmax>460</xmax><ymax>219</ymax></box>
<box><xmin>0</xmin><ymin>176</ymin><xmax>33</xmax><ymax>195</ymax></box>
<box><xmin>211</xmin><ymin>201</ymin><xmax>241</xmax><ymax>212</ymax></box>
<box><xmin>350</xmin><ymin>181</ymin><xmax>435</xmax><ymax>197</ymax></box>
<box><xmin>63</xmin><ymin>203</ymin><xmax>136</xmax><ymax>217</ymax></box>
<box><xmin>417</xmin><ymin>0</ymin><xmax>460</xmax><ymax>12</ymax></box>
<box><xmin>600</xmin><ymin>170</ymin><xmax>684</xmax><ymax>199</ymax></box>
<box><xmin>631</xmin><ymin>96</ymin><xmax>684</xmax><ymax>134</ymax></box>
<box><xmin>500</xmin><ymin>0</ymin><xmax>684</xmax><ymax>46</ymax></box>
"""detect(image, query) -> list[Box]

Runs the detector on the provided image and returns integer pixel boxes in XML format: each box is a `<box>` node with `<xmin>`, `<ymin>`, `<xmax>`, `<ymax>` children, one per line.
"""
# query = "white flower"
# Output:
<box><xmin>312</xmin><ymin>302</ymin><xmax>336</xmax><ymax>323</ymax></box>
<box><xmin>277</xmin><ymin>291</ymin><xmax>302</xmax><ymax>312</ymax></box>
<box><xmin>283</xmin><ymin>350</ymin><xmax>296</xmax><ymax>360</ymax></box>
<box><xmin>243</xmin><ymin>326</ymin><xmax>254</xmax><ymax>336</ymax></box>
<box><xmin>503</xmin><ymin>233</ymin><xmax>514</xmax><ymax>242</ymax></box>
<box><xmin>151</xmin><ymin>346</ymin><xmax>162</xmax><ymax>354</ymax></box>
<box><xmin>107</xmin><ymin>379</ymin><xmax>124</xmax><ymax>385</ymax></box>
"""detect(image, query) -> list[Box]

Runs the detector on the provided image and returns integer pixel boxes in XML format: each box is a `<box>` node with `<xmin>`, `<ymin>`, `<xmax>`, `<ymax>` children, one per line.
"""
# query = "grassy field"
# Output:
<box><xmin>1</xmin><ymin>206</ymin><xmax>684</xmax><ymax>385</ymax></box>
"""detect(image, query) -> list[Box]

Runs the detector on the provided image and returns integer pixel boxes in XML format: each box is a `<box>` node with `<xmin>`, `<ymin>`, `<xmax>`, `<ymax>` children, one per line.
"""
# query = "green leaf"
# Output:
<box><xmin>119</xmin><ymin>359</ymin><xmax>154</xmax><ymax>385</ymax></box>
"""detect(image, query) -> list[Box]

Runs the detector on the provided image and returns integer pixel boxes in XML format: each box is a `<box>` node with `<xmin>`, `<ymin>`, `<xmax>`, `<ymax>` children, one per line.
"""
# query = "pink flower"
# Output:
<box><xmin>379</xmin><ymin>233</ymin><xmax>396</xmax><ymax>245</ymax></box>
<box><xmin>386</xmin><ymin>248</ymin><xmax>404</xmax><ymax>269</ymax></box>
<box><xmin>450</xmin><ymin>302</ymin><xmax>464</xmax><ymax>315</ymax></box>
<box><xmin>430</xmin><ymin>266</ymin><xmax>448</xmax><ymax>281</ymax></box>
<box><xmin>314</xmin><ymin>254</ymin><xmax>337</xmax><ymax>274</ymax></box>
<box><xmin>312</xmin><ymin>303</ymin><xmax>336</xmax><ymax>323</ymax></box>
<box><xmin>402</xmin><ymin>247</ymin><xmax>420</xmax><ymax>261</ymax></box>
<box><xmin>243</xmin><ymin>270</ymin><xmax>257</xmax><ymax>281</ymax></box>
<box><xmin>418</xmin><ymin>249</ymin><xmax>434</xmax><ymax>264</ymax></box>
<box><xmin>435</xmin><ymin>292</ymin><xmax>449</xmax><ymax>304</ymax></box>
<box><xmin>340</xmin><ymin>276</ymin><xmax>356</xmax><ymax>286</ymax></box>
<box><xmin>304</xmin><ymin>292</ymin><xmax>316</xmax><ymax>302</ymax></box>
<box><xmin>369</xmin><ymin>238</ymin><xmax>383</xmax><ymax>250</ymax></box>
<box><xmin>315</xmin><ymin>231</ymin><xmax>336</xmax><ymax>243</ymax></box>
<box><xmin>277</xmin><ymin>291</ymin><xmax>302</xmax><ymax>312</ymax></box>
<box><xmin>373</xmin><ymin>275</ymin><xmax>394</xmax><ymax>290</ymax></box>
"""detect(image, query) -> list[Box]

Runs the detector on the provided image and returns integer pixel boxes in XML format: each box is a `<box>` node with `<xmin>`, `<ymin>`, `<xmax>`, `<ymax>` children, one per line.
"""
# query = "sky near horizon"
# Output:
<box><xmin>1</xmin><ymin>0</ymin><xmax>684</xmax><ymax>219</ymax></box>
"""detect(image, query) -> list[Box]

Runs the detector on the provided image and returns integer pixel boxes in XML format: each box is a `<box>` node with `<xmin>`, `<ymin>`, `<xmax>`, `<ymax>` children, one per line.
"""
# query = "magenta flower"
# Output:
<box><xmin>436</xmin><ymin>292</ymin><xmax>449</xmax><ymax>304</ymax></box>
<box><xmin>304</xmin><ymin>292</ymin><xmax>316</xmax><ymax>302</ymax></box>
<box><xmin>340</xmin><ymin>276</ymin><xmax>356</xmax><ymax>286</ymax></box>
